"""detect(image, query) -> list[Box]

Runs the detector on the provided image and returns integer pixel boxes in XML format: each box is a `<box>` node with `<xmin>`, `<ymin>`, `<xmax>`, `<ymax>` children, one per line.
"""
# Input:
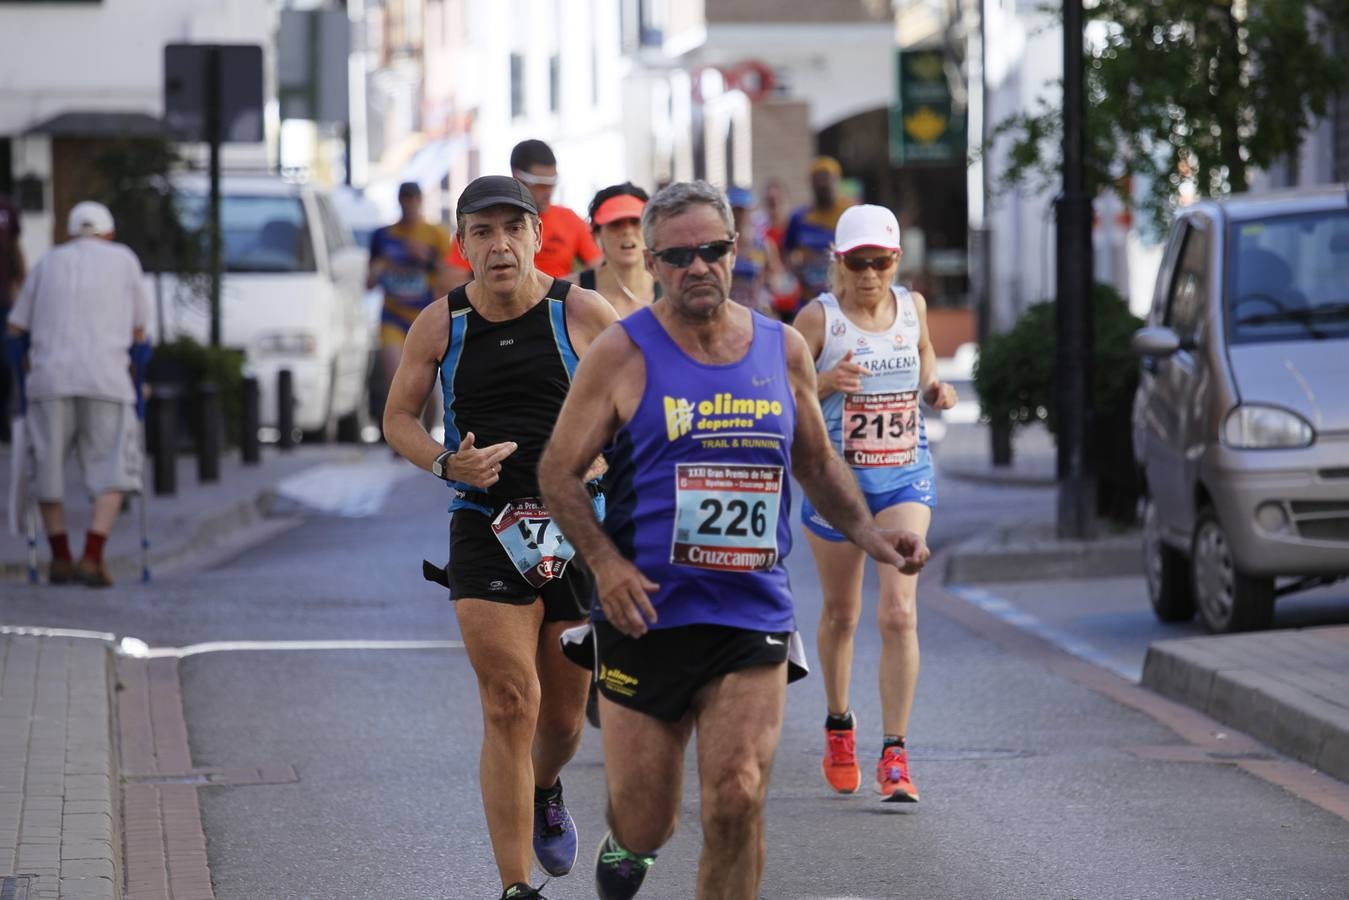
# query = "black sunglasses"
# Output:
<box><xmin>840</xmin><ymin>253</ymin><xmax>898</xmax><ymax>272</ymax></box>
<box><xmin>651</xmin><ymin>240</ymin><xmax>735</xmax><ymax>268</ymax></box>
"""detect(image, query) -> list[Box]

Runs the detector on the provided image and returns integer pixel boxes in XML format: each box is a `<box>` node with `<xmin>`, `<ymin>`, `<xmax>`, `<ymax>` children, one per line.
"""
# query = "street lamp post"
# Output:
<box><xmin>1055</xmin><ymin>0</ymin><xmax>1096</xmax><ymax>538</ymax></box>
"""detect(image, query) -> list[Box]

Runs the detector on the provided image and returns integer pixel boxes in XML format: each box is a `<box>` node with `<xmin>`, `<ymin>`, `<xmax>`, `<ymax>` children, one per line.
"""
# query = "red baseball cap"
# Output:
<box><xmin>592</xmin><ymin>194</ymin><xmax>646</xmax><ymax>226</ymax></box>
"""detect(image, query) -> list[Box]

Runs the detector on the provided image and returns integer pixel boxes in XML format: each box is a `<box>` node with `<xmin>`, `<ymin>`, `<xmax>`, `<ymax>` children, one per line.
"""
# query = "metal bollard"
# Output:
<box><xmin>277</xmin><ymin>369</ymin><xmax>295</xmax><ymax>451</ymax></box>
<box><xmin>149</xmin><ymin>385</ymin><xmax>178</xmax><ymax>496</ymax></box>
<box><xmin>196</xmin><ymin>382</ymin><xmax>222</xmax><ymax>483</ymax></box>
<box><xmin>991</xmin><ymin>418</ymin><xmax>1013</xmax><ymax>467</ymax></box>
<box><xmin>240</xmin><ymin>376</ymin><xmax>260</xmax><ymax>464</ymax></box>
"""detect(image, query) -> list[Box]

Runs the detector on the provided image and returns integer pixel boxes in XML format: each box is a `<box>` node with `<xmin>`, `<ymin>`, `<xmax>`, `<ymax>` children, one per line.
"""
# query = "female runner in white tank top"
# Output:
<box><xmin>791</xmin><ymin>204</ymin><xmax>958</xmax><ymax>803</ymax></box>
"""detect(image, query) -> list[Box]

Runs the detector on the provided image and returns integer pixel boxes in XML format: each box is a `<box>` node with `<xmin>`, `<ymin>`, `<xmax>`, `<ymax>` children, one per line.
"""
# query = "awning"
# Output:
<box><xmin>24</xmin><ymin>111</ymin><xmax>170</xmax><ymax>138</ymax></box>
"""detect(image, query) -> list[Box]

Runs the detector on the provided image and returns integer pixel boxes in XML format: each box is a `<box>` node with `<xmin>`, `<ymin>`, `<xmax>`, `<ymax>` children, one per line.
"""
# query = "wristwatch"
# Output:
<box><xmin>431</xmin><ymin>449</ymin><xmax>455</xmax><ymax>480</ymax></box>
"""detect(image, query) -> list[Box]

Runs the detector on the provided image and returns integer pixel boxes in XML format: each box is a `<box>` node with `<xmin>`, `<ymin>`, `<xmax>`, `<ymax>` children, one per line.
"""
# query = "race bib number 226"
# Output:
<box><xmin>671</xmin><ymin>463</ymin><xmax>782</xmax><ymax>572</ymax></box>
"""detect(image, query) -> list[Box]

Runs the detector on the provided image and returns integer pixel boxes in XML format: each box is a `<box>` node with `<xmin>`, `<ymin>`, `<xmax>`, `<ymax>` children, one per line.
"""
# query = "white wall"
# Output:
<box><xmin>696</xmin><ymin>23</ymin><xmax>894</xmax><ymax>132</ymax></box>
<box><xmin>449</xmin><ymin>0</ymin><xmax>629</xmax><ymax>217</ymax></box>
<box><xmin>1</xmin><ymin>0</ymin><xmax>280</xmax><ymax>261</ymax></box>
<box><xmin>0</xmin><ymin>0</ymin><xmax>278</xmax><ymax>133</ymax></box>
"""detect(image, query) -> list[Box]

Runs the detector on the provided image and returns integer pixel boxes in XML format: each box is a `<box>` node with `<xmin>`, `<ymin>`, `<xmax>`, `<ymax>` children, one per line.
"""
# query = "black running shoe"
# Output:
<box><xmin>500</xmin><ymin>882</ymin><xmax>546</xmax><ymax>899</ymax></box>
<box><xmin>594</xmin><ymin>831</ymin><xmax>655</xmax><ymax>900</ymax></box>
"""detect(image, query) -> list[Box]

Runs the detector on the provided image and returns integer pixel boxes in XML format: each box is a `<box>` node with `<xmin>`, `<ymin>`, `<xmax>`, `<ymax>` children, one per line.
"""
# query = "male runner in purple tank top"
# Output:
<box><xmin>539</xmin><ymin>181</ymin><xmax>930</xmax><ymax>900</ymax></box>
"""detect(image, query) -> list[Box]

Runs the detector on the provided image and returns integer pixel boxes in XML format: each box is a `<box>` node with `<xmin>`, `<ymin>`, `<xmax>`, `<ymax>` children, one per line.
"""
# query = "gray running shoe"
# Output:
<box><xmin>594</xmin><ymin>831</ymin><xmax>655</xmax><ymax>900</ymax></box>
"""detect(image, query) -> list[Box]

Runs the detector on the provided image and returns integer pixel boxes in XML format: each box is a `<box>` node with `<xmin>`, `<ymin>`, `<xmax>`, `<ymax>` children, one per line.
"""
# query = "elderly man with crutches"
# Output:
<box><xmin>6</xmin><ymin>201</ymin><xmax>152</xmax><ymax>587</ymax></box>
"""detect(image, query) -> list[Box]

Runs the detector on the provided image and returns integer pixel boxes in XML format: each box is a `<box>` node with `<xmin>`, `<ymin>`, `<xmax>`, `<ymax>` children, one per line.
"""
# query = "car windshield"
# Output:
<box><xmin>1227</xmin><ymin>208</ymin><xmax>1349</xmax><ymax>344</ymax></box>
<box><xmin>176</xmin><ymin>193</ymin><xmax>317</xmax><ymax>274</ymax></box>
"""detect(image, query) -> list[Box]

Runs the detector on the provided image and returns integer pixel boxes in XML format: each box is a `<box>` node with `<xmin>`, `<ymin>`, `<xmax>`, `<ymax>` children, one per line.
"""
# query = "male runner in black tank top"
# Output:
<box><xmin>385</xmin><ymin>175</ymin><xmax>617</xmax><ymax>900</ymax></box>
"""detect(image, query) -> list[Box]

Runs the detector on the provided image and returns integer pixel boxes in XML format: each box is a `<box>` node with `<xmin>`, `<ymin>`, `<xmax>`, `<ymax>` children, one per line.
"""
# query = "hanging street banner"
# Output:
<box><xmin>889</xmin><ymin>48</ymin><xmax>966</xmax><ymax>165</ymax></box>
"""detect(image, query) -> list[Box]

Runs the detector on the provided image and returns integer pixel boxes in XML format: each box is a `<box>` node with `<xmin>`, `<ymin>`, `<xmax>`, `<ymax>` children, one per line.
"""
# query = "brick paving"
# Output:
<box><xmin>0</xmin><ymin>636</ymin><xmax>118</xmax><ymax>900</ymax></box>
<box><xmin>116</xmin><ymin>659</ymin><xmax>213</xmax><ymax>900</ymax></box>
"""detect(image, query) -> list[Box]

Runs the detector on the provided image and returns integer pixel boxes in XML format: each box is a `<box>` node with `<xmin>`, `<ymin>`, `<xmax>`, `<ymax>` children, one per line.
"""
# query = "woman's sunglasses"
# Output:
<box><xmin>651</xmin><ymin>240</ymin><xmax>735</xmax><ymax>268</ymax></box>
<box><xmin>840</xmin><ymin>253</ymin><xmax>898</xmax><ymax>272</ymax></box>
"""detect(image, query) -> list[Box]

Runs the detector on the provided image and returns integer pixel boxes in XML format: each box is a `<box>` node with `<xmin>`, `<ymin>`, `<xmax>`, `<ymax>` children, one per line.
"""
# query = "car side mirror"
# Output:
<box><xmin>1131</xmin><ymin>327</ymin><xmax>1182</xmax><ymax>359</ymax></box>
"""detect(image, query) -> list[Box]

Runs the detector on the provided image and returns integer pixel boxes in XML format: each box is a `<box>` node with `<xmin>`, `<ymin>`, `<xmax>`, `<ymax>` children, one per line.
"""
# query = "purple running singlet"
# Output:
<box><xmin>599</xmin><ymin>307</ymin><xmax>798</xmax><ymax>633</ymax></box>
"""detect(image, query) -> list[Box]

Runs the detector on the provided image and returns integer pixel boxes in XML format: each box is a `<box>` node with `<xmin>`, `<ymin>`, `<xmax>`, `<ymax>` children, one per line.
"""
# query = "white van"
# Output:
<box><xmin>152</xmin><ymin>173</ymin><xmax>374</xmax><ymax>439</ymax></box>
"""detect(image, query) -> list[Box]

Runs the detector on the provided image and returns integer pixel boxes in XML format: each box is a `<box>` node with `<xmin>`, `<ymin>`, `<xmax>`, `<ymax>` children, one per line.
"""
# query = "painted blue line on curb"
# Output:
<box><xmin>947</xmin><ymin>583</ymin><xmax>1140</xmax><ymax>682</ymax></box>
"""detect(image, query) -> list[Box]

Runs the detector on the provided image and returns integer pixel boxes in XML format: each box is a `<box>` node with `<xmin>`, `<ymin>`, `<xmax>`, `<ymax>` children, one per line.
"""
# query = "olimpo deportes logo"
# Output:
<box><xmin>663</xmin><ymin>393</ymin><xmax>785</xmax><ymax>441</ymax></box>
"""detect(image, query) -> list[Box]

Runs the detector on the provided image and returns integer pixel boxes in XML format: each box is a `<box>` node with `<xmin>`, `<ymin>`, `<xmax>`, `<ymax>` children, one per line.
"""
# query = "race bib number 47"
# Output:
<box><xmin>672</xmin><ymin>464</ymin><xmax>783</xmax><ymax>572</ymax></box>
<box><xmin>491</xmin><ymin>498</ymin><xmax>577</xmax><ymax>588</ymax></box>
<box><xmin>843</xmin><ymin>390</ymin><xmax>919</xmax><ymax>468</ymax></box>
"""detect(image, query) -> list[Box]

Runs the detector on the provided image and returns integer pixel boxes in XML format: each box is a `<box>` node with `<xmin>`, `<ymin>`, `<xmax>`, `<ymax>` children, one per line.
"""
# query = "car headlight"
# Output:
<box><xmin>256</xmin><ymin>332</ymin><xmax>317</xmax><ymax>355</ymax></box>
<box><xmin>1222</xmin><ymin>404</ymin><xmax>1314</xmax><ymax>449</ymax></box>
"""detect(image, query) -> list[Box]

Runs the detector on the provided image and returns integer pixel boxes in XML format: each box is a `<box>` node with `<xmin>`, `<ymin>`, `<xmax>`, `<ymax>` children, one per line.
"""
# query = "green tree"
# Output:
<box><xmin>973</xmin><ymin>283</ymin><xmax>1144</xmax><ymax>523</ymax></box>
<box><xmin>989</xmin><ymin>0</ymin><xmax>1349</xmax><ymax>232</ymax></box>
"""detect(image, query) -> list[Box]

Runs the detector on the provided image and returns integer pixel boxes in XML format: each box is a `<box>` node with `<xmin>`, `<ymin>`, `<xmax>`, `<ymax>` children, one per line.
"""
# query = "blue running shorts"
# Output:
<box><xmin>801</xmin><ymin>476</ymin><xmax>937</xmax><ymax>543</ymax></box>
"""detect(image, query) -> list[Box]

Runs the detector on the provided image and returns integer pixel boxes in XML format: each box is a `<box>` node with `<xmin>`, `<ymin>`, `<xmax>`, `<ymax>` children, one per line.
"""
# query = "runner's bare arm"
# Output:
<box><xmin>563</xmin><ymin>284</ymin><xmax>620</xmax><ymax>354</ymax></box>
<box><xmin>790</xmin><ymin>300</ymin><xmax>826</xmax><ymax>360</ymax></box>
<box><xmin>383</xmin><ymin>299</ymin><xmax>517</xmax><ymax>485</ymax></box>
<box><xmin>912</xmin><ymin>291</ymin><xmax>957</xmax><ymax>410</ymax></box>
<box><xmin>784</xmin><ymin>327</ymin><xmax>929</xmax><ymax>574</ymax></box>
<box><xmin>794</xmin><ymin>299</ymin><xmax>867</xmax><ymax>398</ymax></box>
<box><xmin>539</xmin><ymin>327</ymin><xmax>659</xmax><ymax>636</ymax></box>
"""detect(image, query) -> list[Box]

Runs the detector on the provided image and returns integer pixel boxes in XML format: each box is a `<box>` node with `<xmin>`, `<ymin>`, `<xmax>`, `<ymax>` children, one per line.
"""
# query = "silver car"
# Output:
<box><xmin>1131</xmin><ymin>185</ymin><xmax>1349</xmax><ymax>633</ymax></box>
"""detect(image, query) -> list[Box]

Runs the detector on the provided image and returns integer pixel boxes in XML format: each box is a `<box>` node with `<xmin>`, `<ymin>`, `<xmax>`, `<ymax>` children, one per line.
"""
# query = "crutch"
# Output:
<box><xmin>5</xmin><ymin>332</ymin><xmax>37</xmax><ymax>584</ymax></box>
<box><xmin>131</xmin><ymin>341</ymin><xmax>152</xmax><ymax>583</ymax></box>
<box><xmin>24</xmin><ymin>495</ymin><xmax>37</xmax><ymax>585</ymax></box>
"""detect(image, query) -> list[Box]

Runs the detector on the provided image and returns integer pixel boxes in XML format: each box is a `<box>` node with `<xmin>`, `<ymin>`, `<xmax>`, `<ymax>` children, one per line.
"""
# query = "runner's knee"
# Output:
<box><xmin>478</xmin><ymin>673</ymin><xmax>540</xmax><ymax>729</ymax></box>
<box><xmin>535</xmin><ymin>700</ymin><xmax>585</xmax><ymax>745</ymax></box>
<box><xmin>700</xmin><ymin>763</ymin><xmax>764</xmax><ymax>833</ymax></box>
<box><xmin>819</xmin><ymin>599</ymin><xmax>861</xmax><ymax>635</ymax></box>
<box><xmin>877</xmin><ymin>599</ymin><xmax>917</xmax><ymax>639</ymax></box>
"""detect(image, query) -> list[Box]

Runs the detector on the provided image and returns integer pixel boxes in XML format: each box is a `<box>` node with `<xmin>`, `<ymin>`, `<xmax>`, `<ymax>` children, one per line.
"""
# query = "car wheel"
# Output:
<box><xmin>1143</xmin><ymin>495</ymin><xmax>1195</xmax><ymax>623</ymax></box>
<box><xmin>1191</xmin><ymin>506</ymin><xmax>1274</xmax><ymax>633</ymax></box>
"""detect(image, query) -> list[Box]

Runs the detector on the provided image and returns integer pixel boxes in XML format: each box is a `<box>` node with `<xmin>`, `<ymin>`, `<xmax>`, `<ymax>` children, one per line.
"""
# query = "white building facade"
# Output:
<box><xmin>0</xmin><ymin>0</ymin><xmax>281</xmax><ymax>262</ymax></box>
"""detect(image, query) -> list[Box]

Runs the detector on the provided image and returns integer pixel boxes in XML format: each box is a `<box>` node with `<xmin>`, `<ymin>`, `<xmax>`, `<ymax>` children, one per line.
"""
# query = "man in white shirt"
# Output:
<box><xmin>6</xmin><ymin>200</ymin><xmax>150</xmax><ymax>586</ymax></box>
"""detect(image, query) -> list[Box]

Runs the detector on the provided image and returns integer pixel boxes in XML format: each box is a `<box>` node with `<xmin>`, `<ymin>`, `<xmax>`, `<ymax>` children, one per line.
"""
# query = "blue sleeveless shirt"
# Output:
<box><xmin>600</xmin><ymin>307</ymin><xmax>797</xmax><ymax>633</ymax></box>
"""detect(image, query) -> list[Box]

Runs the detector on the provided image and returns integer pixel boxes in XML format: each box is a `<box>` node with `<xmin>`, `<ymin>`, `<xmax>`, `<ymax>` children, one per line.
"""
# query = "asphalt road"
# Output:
<box><xmin>6</xmin><ymin>457</ymin><xmax>1349</xmax><ymax>898</ymax></box>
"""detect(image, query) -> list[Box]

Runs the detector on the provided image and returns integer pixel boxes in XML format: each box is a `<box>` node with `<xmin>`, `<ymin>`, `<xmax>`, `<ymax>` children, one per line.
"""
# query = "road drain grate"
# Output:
<box><xmin>0</xmin><ymin>876</ymin><xmax>33</xmax><ymax>900</ymax></box>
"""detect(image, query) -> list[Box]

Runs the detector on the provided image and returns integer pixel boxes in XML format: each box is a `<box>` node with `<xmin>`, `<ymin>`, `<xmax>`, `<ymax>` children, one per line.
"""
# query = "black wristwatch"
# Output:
<box><xmin>431</xmin><ymin>449</ymin><xmax>455</xmax><ymax>480</ymax></box>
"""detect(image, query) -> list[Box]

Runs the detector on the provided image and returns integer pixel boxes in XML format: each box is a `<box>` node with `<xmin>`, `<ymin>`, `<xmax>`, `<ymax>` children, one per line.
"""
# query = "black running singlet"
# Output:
<box><xmin>438</xmin><ymin>278</ymin><xmax>580</xmax><ymax>508</ymax></box>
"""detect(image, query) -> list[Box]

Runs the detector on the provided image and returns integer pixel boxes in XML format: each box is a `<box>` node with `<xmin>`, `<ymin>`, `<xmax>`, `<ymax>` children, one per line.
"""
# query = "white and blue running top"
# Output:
<box><xmin>815</xmin><ymin>286</ymin><xmax>933</xmax><ymax>493</ymax></box>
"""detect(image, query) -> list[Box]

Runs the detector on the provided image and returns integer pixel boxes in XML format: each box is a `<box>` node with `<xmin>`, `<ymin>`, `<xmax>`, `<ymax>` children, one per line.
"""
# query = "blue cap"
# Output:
<box><xmin>727</xmin><ymin>186</ymin><xmax>754</xmax><ymax>209</ymax></box>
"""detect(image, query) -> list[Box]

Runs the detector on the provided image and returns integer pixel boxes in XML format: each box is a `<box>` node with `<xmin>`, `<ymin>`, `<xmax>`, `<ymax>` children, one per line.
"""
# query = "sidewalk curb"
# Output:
<box><xmin>1142</xmin><ymin>633</ymin><xmax>1349</xmax><ymax>784</ymax></box>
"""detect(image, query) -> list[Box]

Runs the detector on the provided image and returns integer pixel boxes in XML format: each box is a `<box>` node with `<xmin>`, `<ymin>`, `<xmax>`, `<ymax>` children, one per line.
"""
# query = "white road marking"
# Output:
<box><xmin>1</xmin><ymin>627</ymin><xmax>463</xmax><ymax>658</ymax></box>
<box><xmin>1</xmin><ymin>624</ymin><xmax>117</xmax><ymax>642</ymax></box>
<box><xmin>122</xmin><ymin>638</ymin><xmax>465</xmax><ymax>659</ymax></box>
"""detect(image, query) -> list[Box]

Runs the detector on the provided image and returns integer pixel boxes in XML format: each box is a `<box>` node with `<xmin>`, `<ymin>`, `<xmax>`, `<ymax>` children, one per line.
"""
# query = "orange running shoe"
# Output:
<box><xmin>875</xmin><ymin>745</ymin><xmax>919</xmax><ymax>802</ymax></box>
<box><xmin>822</xmin><ymin>715</ymin><xmax>861</xmax><ymax>794</ymax></box>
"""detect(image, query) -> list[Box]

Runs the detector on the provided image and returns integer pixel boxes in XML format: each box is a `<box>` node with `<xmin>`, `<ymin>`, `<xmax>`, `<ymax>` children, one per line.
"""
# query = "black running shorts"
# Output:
<box><xmin>592</xmin><ymin>621</ymin><xmax>792</xmax><ymax>722</ymax></box>
<box><xmin>447</xmin><ymin>509</ymin><xmax>593</xmax><ymax>623</ymax></box>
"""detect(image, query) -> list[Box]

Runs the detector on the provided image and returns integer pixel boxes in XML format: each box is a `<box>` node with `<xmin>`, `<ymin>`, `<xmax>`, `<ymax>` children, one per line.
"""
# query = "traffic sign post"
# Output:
<box><xmin>164</xmin><ymin>43</ymin><xmax>264</xmax><ymax>348</ymax></box>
